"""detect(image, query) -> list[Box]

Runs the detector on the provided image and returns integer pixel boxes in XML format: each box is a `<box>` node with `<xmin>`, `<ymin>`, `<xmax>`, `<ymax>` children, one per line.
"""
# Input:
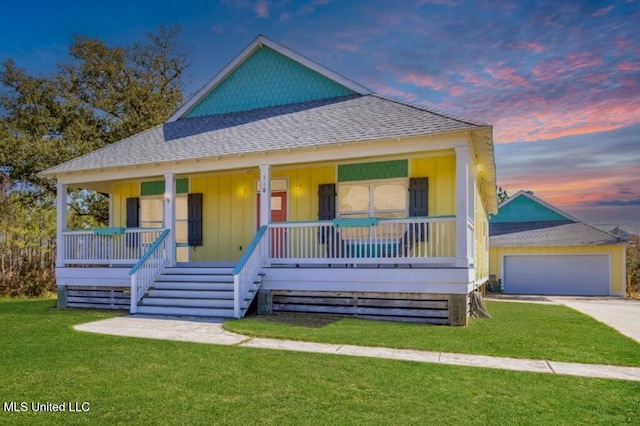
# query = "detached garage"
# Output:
<box><xmin>489</xmin><ymin>191</ymin><xmax>626</xmax><ymax>296</ymax></box>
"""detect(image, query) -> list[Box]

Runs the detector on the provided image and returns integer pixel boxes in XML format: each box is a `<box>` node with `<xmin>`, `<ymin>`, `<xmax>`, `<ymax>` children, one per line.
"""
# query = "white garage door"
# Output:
<box><xmin>503</xmin><ymin>255</ymin><xmax>610</xmax><ymax>296</ymax></box>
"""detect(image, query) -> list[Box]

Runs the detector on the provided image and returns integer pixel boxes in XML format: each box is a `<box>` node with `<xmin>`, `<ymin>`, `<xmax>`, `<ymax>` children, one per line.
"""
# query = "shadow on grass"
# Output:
<box><xmin>248</xmin><ymin>312</ymin><xmax>345</xmax><ymax>328</ymax></box>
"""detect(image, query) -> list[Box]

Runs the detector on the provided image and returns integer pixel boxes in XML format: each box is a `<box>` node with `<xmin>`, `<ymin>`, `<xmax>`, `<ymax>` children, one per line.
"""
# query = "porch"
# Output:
<box><xmin>55</xmin><ymin>215</ymin><xmax>477</xmax><ymax>324</ymax></box>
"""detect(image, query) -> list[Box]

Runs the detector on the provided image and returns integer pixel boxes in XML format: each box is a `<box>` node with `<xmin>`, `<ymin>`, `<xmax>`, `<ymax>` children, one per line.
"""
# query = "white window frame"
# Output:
<box><xmin>337</xmin><ymin>178</ymin><xmax>409</xmax><ymax>218</ymax></box>
<box><xmin>337</xmin><ymin>178</ymin><xmax>409</xmax><ymax>240</ymax></box>
<box><xmin>140</xmin><ymin>194</ymin><xmax>190</xmax><ymax>261</ymax></box>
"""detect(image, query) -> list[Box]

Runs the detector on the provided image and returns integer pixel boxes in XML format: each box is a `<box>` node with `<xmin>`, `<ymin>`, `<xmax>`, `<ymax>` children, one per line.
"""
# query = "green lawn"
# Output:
<box><xmin>1</xmin><ymin>299</ymin><xmax>640</xmax><ymax>425</ymax></box>
<box><xmin>224</xmin><ymin>300</ymin><xmax>640</xmax><ymax>367</ymax></box>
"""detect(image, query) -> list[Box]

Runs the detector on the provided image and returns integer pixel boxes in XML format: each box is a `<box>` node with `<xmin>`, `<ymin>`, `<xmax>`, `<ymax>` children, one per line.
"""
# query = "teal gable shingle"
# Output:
<box><xmin>185</xmin><ymin>47</ymin><xmax>356</xmax><ymax>117</ymax></box>
<box><xmin>490</xmin><ymin>194</ymin><xmax>569</xmax><ymax>223</ymax></box>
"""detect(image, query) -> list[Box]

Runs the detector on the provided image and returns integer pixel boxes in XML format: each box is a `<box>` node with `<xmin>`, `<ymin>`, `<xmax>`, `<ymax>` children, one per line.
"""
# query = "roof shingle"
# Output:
<box><xmin>490</xmin><ymin>222</ymin><xmax>623</xmax><ymax>247</ymax></box>
<box><xmin>42</xmin><ymin>94</ymin><xmax>486</xmax><ymax>175</ymax></box>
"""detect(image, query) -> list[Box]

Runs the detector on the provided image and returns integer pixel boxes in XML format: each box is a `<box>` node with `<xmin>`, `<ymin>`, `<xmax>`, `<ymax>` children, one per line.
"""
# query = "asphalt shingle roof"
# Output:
<box><xmin>42</xmin><ymin>94</ymin><xmax>486</xmax><ymax>175</ymax></box>
<box><xmin>490</xmin><ymin>221</ymin><xmax>623</xmax><ymax>247</ymax></box>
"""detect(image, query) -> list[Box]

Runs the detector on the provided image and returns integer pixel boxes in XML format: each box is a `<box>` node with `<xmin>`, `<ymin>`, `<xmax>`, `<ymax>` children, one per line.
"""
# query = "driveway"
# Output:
<box><xmin>547</xmin><ymin>296</ymin><xmax>640</xmax><ymax>344</ymax></box>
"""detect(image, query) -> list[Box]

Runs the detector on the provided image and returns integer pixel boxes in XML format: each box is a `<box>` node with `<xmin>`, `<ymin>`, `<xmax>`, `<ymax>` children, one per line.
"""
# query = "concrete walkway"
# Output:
<box><xmin>74</xmin><ymin>315</ymin><xmax>640</xmax><ymax>382</ymax></box>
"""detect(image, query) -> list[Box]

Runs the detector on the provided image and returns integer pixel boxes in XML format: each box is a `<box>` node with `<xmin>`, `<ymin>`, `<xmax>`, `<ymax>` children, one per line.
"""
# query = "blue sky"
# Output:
<box><xmin>1</xmin><ymin>0</ymin><xmax>638</xmax><ymax>223</ymax></box>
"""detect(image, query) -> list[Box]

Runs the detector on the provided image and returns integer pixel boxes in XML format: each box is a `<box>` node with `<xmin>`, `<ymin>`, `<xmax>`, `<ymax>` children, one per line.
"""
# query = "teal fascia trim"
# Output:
<box><xmin>233</xmin><ymin>225</ymin><xmax>268</xmax><ymax>274</ymax></box>
<box><xmin>185</xmin><ymin>47</ymin><xmax>355</xmax><ymax>117</ymax></box>
<box><xmin>129</xmin><ymin>229</ymin><xmax>171</xmax><ymax>275</ymax></box>
<box><xmin>333</xmin><ymin>217</ymin><xmax>379</xmax><ymax>228</ymax></box>
<box><xmin>93</xmin><ymin>227</ymin><xmax>126</xmax><ymax>236</ymax></box>
<box><xmin>491</xmin><ymin>195</ymin><xmax>568</xmax><ymax>223</ymax></box>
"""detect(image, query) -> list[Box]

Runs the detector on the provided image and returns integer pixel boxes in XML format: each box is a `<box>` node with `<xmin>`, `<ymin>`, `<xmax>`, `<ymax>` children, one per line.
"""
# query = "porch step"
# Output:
<box><xmin>147</xmin><ymin>289</ymin><xmax>235</xmax><ymax>299</ymax></box>
<box><xmin>162</xmin><ymin>267</ymin><xmax>235</xmax><ymax>275</ymax></box>
<box><xmin>136</xmin><ymin>264</ymin><xmax>262</xmax><ymax>319</ymax></box>
<box><xmin>140</xmin><ymin>297</ymin><xmax>246</xmax><ymax>309</ymax></box>
<box><xmin>157</xmin><ymin>274</ymin><xmax>234</xmax><ymax>283</ymax></box>
<box><xmin>135</xmin><ymin>305</ymin><xmax>235</xmax><ymax>318</ymax></box>
<box><xmin>153</xmin><ymin>282</ymin><xmax>234</xmax><ymax>291</ymax></box>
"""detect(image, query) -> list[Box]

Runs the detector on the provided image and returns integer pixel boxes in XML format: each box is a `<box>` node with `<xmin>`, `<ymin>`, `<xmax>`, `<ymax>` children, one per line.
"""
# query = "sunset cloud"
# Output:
<box><xmin>254</xmin><ymin>0</ymin><xmax>269</xmax><ymax>17</ymax></box>
<box><xmin>2</xmin><ymin>0</ymin><xmax>637</xmax><ymax>222</ymax></box>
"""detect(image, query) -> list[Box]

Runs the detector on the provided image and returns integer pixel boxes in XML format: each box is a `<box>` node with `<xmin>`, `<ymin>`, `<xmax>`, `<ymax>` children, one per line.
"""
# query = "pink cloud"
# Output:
<box><xmin>372</xmin><ymin>84</ymin><xmax>418</xmax><ymax>102</ymax></box>
<box><xmin>566</xmin><ymin>52</ymin><xmax>602</xmax><ymax>69</ymax></box>
<box><xmin>254</xmin><ymin>0</ymin><xmax>269</xmax><ymax>17</ymax></box>
<box><xmin>493</xmin><ymin>99</ymin><xmax>640</xmax><ymax>143</ymax></box>
<box><xmin>335</xmin><ymin>42</ymin><xmax>359</xmax><ymax>52</ymax></box>
<box><xmin>399</xmin><ymin>73</ymin><xmax>445</xmax><ymax>90</ymax></box>
<box><xmin>618</xmin><ymin>61</ymin><xmax>640</xmax><ymax>71</ymax></box>
<box><xmin>520</xmin><ymin>42</ymin><xmax>546</xmax><ymax>54</ymax></box>
<box><xmin>449</xmin><ymin>85</ymin><xmax>464</xmax><ymax>96</ymax></box>
<box><xmin>592</xmin><ymin>5</ymin><xmax>614</xmax><ymax>17</ymax></box>
<box><xmin>584</xmin><ymin>73</ymin><xmax>608</xmax><ymax>84</ymax></box>
<box><xmin>486</xmin><ymin>67</ymin><xmax>531</xmax><ymax>87</ymax></box>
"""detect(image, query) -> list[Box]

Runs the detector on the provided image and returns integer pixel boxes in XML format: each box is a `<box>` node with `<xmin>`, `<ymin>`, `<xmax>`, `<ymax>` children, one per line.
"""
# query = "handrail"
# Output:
<box><xmin>233</xmin><ymin>225</ymin><xmax>268</xmax><ymax>274</ymax></box>
<box><xmin>129</xmin><ymin>229</ymin><xmax>171</xmax><ymax>275</ymax></box>
<box><xmin>129</xmin><ymin>229</ymin><xmax>171</xmax><ymax>314</ymax></box>
<box><xmin>232</xmin><ymin>225</ymin><xmax>269</xmax><ymax>318</ymax></box>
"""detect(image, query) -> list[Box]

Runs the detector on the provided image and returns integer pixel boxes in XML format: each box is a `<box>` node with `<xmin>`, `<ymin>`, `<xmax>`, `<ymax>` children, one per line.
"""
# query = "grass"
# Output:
<box><xmin>224</xmin><ymin>300</ymin><xmax>640</xmax><ymax>367</ymax></box>
<box><xmin>1</xmin><ymin>299</ymin><xmax>640</xmax><ymax>425</ymax></box>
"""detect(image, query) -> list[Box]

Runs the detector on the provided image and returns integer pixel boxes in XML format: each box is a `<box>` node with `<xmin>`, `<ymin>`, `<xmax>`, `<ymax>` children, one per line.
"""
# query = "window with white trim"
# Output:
<box><xmin>140</xmin><ymin>195</ymin><xmax>189</xmax><ymax>262</ymax></box>
<box><xmin>338</xmin><ymin>179</ymin><xmax>408</xmax><ymax>239</ymax></box>
<box><xmin>140</xmin><ymin>196</ymin><xmax>163</xmax><ymax>229</ymax></box>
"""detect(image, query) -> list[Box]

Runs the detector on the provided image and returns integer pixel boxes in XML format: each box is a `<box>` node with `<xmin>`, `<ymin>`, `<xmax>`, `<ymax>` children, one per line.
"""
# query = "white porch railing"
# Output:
<box><xmin>61</xmin><ymin>228</ymin><xmax>165</xmax><ymax>265</ymax></box>
<box><xmin>129</xmin><ymin>229</ymin><xmax>171</xmax><ymax>314</ymax></box>
<box><xmin>267</xmin><ymin>216</ymin><xmax>456</xmax><ymax>265</ymax></box>
<box><xmin>232</xmin><ymin>225</ymin><xmax>269</xmax><ymax>318</ymax></box>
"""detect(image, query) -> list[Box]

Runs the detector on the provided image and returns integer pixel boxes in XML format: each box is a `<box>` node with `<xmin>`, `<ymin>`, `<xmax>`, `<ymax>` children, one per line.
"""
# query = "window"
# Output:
<box><xmin>140</xmin><ymin>197</ymin><xmax>163</xmax><ymax>229</ymax></box>
<box><xmin>175</xmin><ymin>196</ymin><xmax>189</xmax><ymax>262</ymax></box>
<box><xmin>338</xmin><ymin>179</ymin><xmax>407</xmax><ymax>239</ymax></box>
<box><xmin>139</xmin><ymin>195</ymin><xmax>189</xmax><ymax>262</ymax></box>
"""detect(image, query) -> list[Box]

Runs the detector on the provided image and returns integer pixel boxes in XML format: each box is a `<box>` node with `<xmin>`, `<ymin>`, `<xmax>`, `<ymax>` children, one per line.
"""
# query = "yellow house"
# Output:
<box><xmin>489</xmin><ymin>190</ymin><xmax>626</xmax><ymax>296</ymax></box>
<box><xmin>42</xmin><ymin>35</ymin><xmax>497</xmax><ymax>325</ymax></box>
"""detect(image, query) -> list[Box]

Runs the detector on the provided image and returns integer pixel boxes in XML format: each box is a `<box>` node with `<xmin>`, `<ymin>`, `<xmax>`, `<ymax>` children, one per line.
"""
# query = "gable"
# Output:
<box><xmin>490</xmin><ymin>194</ymin><xmax>570</xmax><ymax>223</ymax></box>
<box><xmin>184</xmin><ymin>46</ymin><xmax>356</xmax><ymax>118</ymax></box>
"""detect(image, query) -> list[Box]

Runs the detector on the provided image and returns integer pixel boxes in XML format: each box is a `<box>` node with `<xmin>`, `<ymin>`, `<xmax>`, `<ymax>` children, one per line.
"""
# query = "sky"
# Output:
<box><xmin>0</xmin><ymin>0</ymin><xmax>638</xmax><ymax>224</ymax></box>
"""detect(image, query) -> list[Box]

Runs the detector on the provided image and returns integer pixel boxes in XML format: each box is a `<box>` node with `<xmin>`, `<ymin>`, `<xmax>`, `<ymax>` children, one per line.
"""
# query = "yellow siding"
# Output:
<box><xmin>489</xmin><ymin>245</ymin><xmax>626</xmax><ymax>294</ymax></box>
<box><xmin>410</xmin><ymin>155</ymin><xmax>455</xmax><ymax>215</ymax></box>
<box><xmin>474</xmin><ymin>187</ymin><xmax>489</xmax><ymax>281</ymax></box>
<box><xmin>112</xmin><ymin>181</ymin><xmax>140</xmax><ymax>227</ymax></box>
<box><xmin>272</xmin><ymin>165</ymin><xmax>335</xmax><ymax>222</ymax></box>
<box><xmin>111</xmin><ymin>154</ymin><xmax>459</xmax><ymax>262</ymax></box>
<box><xmin>189</xmin><ymin>172</ymin><xmax>256</xmax><ymax>262</ymax></box>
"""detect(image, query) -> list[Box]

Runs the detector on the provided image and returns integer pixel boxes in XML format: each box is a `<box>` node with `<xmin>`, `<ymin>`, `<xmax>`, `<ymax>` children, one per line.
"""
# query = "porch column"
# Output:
<box><xmin>164</xmin><ymin>173</ymin><xmax>177</xmax><ymax>267</ymax></box>
<box><xmin>108</xmin><ymin>193</ymin><xmax>113</xmax><ymax>227</ymax></box>
<box><xmin>455</xmin><ymin>146</ymin><xmax>470</xmax><ymax>268</ymax></box>
<box><xmin>55</xmin><ymin>182</ymin><xmax>68</xmax><ymax>268</ymax></box>
<box><xmin>259</xmin><ymin>164</ymin><xmax>271</xmax><ymax>227</ymax></box>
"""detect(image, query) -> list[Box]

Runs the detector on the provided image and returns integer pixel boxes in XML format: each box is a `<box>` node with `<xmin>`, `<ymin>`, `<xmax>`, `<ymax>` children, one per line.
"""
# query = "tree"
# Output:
<box><xmin>628</xmin><ymin>235</ymin><xmax>640</xmax><ymax>297</ymax></box>
<box><xmin>497</xmin><ymin>186</ymin><xmax>509</xmax><ymax>204</ymax></box>
<box><xmin>0</xmin><ymin>25</ymin><xmax>189</xmax><ymax>295</ymax></box>
<box><xmin>0</xmin><ymin>24</ymin><xmax>188</xmax><ymax>201</ymax></box>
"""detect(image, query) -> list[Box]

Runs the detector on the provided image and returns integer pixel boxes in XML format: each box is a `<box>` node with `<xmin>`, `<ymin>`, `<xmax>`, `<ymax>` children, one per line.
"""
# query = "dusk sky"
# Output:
<box><xmin>1</xmin><ymin>0</ymin><xmax>638</xmax><ymax>224</ymax></box>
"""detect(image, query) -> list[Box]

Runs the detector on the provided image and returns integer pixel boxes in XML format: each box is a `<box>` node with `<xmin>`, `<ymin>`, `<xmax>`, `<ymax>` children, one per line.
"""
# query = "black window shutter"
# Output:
<box><xmin>126</xmin><ymin>197</ymin><xmax>139</xmax><ymax>228</ymax></box>
<box><xmin>318</xmin><ymin>184</ymin><xmax>336</xmax><ymax>244</ymax></box>
<box><xmin>318</xmin><ymin>184</ymin><xmax>337</xmax><ymax>220</ymax></box>
<box><xmin>408</xmin><ymin>178</ymin><xmax>428</xmax><ymax>242</ymax></box>
<box><xmin>188</xmin><ymin>193</ymin><xmax>203</xmax><ymax>246</ymax></box>
<box><xmin>409</xmin><ymin>178</ymin><xmax>428</xmax><ymax>217</ymax></box>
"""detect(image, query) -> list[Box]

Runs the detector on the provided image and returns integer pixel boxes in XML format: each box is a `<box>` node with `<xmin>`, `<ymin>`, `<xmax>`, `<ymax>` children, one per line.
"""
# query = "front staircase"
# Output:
<box><xmin>135</xmin><ymin>264</ymin><xmax>261</xmax><ymax>318</ymax></box>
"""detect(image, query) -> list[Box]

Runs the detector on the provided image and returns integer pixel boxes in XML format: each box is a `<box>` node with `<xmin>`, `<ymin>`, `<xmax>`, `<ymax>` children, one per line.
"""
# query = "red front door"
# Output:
<box><xmin>257</xmin><ymin>192</ymin><xmax>287</xmax><ymax>257</ymax></box>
